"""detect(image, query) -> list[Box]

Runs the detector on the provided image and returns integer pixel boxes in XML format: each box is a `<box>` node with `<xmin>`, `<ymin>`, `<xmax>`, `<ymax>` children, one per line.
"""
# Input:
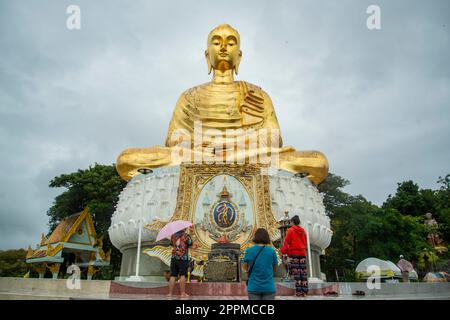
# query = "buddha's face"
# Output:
<box><xmin>206</xmin><ymin>25</ymin><xmax>242</xmax><ymax>73</ymax></box>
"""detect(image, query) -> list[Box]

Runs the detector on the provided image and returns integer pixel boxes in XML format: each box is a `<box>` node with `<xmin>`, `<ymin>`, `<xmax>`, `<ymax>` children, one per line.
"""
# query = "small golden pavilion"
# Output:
<box><xmin>26</xmin><ymin>207</ymin><xmax>110</xmax><ymax>279</ymax></box>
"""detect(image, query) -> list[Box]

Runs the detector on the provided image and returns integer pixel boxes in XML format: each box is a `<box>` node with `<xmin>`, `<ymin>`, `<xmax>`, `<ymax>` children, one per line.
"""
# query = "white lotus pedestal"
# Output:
<box><xmin>108</xmin><ymin>165</ymin><xmax>333</xmax><ymax>282</ymax></box>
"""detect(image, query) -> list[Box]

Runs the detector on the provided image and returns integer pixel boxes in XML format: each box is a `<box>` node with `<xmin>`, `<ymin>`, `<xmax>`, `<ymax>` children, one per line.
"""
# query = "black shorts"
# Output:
<box><xmin>170</xmin><ymin>258</ymin><xmax>189</xmax><ymax>277</ymax></box>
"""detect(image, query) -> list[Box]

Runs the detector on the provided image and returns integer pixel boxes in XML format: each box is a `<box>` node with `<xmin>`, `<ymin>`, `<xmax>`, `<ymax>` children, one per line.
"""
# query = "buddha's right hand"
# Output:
<box><xmin>116</xmin><ymin>146</ymin><xmax>173</xmax><ymax>181</ymax></box>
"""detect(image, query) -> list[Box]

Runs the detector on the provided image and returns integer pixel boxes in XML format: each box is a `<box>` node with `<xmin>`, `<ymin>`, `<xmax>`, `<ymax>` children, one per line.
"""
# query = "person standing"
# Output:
<box><xmin>167</xmin><ymin>228</ymin><xmax>192</xmax><ymax>298</ymax></box>
<box><xmin>397</xmin><ymin>255</ymin><xmax>413</xmax><ymax>283</ymax></box>
<box><xmin>242</xmin><ymin>228</ymin><xmax>278</xmax><ymax>300</ymax></box>
<box><xmin>281</xmin><ymin>215</ymin><xmax>308</xmax><ymax>297</ymax></box>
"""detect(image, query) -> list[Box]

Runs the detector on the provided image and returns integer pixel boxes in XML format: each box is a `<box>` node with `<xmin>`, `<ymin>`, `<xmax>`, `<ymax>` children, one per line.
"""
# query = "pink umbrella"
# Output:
<box><xmin>156</xmin><ymin>220</ymin><xmax>193</xmax><ymax>242</ymax></box>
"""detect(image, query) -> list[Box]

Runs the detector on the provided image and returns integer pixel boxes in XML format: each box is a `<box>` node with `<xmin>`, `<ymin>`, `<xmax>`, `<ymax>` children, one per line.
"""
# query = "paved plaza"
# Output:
<box><xmin>1</xmin><ymin>278</ymin><xmax>449</xmax><ymax>300</ymax></box>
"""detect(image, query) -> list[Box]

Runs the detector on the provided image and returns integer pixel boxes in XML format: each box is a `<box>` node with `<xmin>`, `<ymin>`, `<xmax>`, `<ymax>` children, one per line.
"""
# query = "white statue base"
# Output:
<box><xmin>109</xmin><ymin>166</ymin><xmax>332</xmax><ymax>281</ymax></box>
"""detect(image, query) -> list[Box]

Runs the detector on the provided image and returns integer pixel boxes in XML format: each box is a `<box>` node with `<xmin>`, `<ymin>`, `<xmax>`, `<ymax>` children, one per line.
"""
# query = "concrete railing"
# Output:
<box><xmin>335</xmin><ymin>282</ymin><xmax>450</xmax><ymax>297</ymax></box>
<box><xmin>0</xmin><ymin>277</ymin><xmax>111</xmax><ymax>299</ymax></box>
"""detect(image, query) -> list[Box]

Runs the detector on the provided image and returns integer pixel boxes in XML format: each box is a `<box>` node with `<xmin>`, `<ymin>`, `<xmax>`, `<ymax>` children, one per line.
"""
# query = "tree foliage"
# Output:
<box><xmin>0</xmin><ymin>249</ymin><xmax>28</xmax><ymax>277</ymax></box>
<box><xmin>317</xmin><ymin>173</ymin><xmax>350</xmax><ymax>216</ymax></box>
<box><xmin>435</xmin><ymin>174</ymin><xmax>450</xmax><ymax>243</ymax></box>
<box><xmin>320</xmin><ymin>173</ymin><xmax>449</xmax><ymax>281</ymax></box>
<box><xmin>383</xmin><ymin>181</ymin><xmax>436</xmax><ymax>216</ymax></box>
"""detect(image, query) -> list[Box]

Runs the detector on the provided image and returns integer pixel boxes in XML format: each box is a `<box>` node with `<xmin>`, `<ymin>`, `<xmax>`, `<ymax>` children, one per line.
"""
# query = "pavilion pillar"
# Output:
<box><xmin>35</xmin><ymin>264</ymin><xmax>46</xmax><ymax>279</ymax></box>
<box><xmin>87</xmin><ymin>265</ymin><xmax>98</xmax><ymax>280</ymax></box>
<box><xmin>48</xmin><ymin>263</ymin><xmax>61</xmax><ymax>279</ymax></box>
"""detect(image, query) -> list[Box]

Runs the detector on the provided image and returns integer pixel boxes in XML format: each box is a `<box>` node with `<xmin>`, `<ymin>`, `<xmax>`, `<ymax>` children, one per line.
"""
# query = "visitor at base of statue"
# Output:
<box><xmin>242</xmin><ymin>228</ymin><xmax>278</xmax><ymax>300</ymax></box>
<box><xmin>167</xmin><ymin>228</ymin><xmax>193</xmax><ymax>298</ymax></box>
<box><xmin>397</xmin><ymin>255</ymin><xmax>414</xmax><ymax>283</ymax></box>
<box><xmin>281</xmin><ymin>215</ymin><xmax>308</xmax><ymax>297</ymax></box>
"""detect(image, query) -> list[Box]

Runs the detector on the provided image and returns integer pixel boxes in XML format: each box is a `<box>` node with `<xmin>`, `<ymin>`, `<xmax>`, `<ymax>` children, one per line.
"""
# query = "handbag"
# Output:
<box><xmin>246</xmin><ymin>246</ymin><xmax>265</xmax><ymax>286</ymax></box>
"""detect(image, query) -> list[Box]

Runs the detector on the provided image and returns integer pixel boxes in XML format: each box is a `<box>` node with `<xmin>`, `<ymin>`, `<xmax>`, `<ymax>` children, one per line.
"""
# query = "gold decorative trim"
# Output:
<box><xmin>40</xmin><ymin>233</ymin><xmax>47</xmax><ymax>246</ymax></box>
<box><xmin>144</xmin><ymin>219</ymin><xmax>170</xmax><ymax>231</ymax></box>
<box><xmin>143</xmin><ymin>246</ymin><xmax>204</xmax><ymax>277</ymax></box>
<box><xmin>62</xmin><ymin>207</ymin><xmax>96</xmax><ymax>245</ymax></box>
<box><xmin>87</xmin><ymin>265</ymin><xmax>99</xmax><ymax>276</ymax></box>
<box><xmin>46</xmin><ymin>243</ymin><xmax>63</xmax><ymax>257</ymax></box>
<box><xmin>47</xmin><ymin>263</ymin><xmax>61</xmax><ymax>274</ymax></box>
<box><xmin>26</xmin><ymin>246</ymin><xmax>34</xmax><ymax>259</ymax></box>
<box><xmin>143</xmin><ymin>246</ymin><xmax>171</xmax><ymax>266</ymax></box>
<box><xmin>170</xmin><ymin>164</ymin><xmax>279</xmax><ymax>255</ymax></box>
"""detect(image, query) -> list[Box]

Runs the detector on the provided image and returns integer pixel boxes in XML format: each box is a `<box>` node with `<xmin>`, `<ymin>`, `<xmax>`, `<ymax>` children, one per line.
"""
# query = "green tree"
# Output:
<box><xmin>365</xmin><ymin>208</ymin><xmax>429</xmax><ymax>262</ymax></box>
<box><xmin>47</xmin><ymin>163</ymin><xmax>126</xmax><ymax>278</ymax></box>
<box><xmin>317</xmin><ymin>173</ymin><xmax>350</xmax><ymax>215</ymax></box>
<box><xmin>320</xmin><ymin>174</ymin><xmax>432</xmax><ymax>281</ymax></box>
<box><xmin>322</xmin><ymin>194</ymin><xmax>380</xmax><ymax>280</ymax></box>
<box><xmin>435</xmin><ymin>174</ymin><xmax>450</xmax><ymax>243</ymax></box>
<box><xmin>383</xmin><ymin>180</ymin><xmax>437</xmax><ymax>217</ymax></box>
<box><xmin>0</xmin><ymin>249</ymin><xmax>28</xmax><ymax>277</ymax></box>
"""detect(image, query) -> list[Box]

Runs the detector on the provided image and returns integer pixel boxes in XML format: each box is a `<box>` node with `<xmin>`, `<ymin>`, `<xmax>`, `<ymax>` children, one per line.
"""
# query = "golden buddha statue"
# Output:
<box><xmin>116</xmin><ymin>24</ymin><xmax>328</xmax><ymax>185</ymax></box>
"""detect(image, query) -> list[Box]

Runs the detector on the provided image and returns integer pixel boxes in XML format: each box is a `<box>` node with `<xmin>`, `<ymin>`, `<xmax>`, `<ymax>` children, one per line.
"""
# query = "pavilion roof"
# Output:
<box><xmin>29</xmin><ymin>249</ymin><xmax>47</xmax><ymax>259</ymax></box>
<box><xmin>46</xmin><ymin>213</ymin><xmax>83</xmax><ymax>244</ymax></box>
<box><xmin>26</xmin><ymin>207</ymin><xmax>111</xmax><ymax>266</ymax></box>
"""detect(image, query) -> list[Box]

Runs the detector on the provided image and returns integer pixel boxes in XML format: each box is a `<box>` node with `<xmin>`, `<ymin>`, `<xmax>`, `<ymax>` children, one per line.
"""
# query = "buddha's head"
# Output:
<box><xmin>205</xmin><ymin>24</ymin><xmax>242</xmax><ymax>75</ymax></box>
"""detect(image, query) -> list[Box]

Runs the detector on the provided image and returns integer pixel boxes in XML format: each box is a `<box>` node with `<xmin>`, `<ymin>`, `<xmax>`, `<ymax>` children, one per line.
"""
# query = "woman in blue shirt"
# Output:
<box><xmin>242</xmin><ymin>228</ymin><xmax>279</xmax><ymax>300</ymax></box>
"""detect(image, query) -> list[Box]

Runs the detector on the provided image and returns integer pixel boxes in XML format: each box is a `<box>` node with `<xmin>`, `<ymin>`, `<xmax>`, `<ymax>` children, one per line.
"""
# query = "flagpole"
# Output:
<box><xmin>127</xmin><ymin>168</ymin><xmax>152</xmax><ymax>282</ymax></box>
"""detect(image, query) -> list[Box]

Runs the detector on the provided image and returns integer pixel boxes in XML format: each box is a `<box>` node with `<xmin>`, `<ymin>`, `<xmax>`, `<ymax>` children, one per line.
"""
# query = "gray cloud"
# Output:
<box><xmin>1</xmin><ymin>0</ymin><xmax>449</xmax><ymax>249</ymax></box>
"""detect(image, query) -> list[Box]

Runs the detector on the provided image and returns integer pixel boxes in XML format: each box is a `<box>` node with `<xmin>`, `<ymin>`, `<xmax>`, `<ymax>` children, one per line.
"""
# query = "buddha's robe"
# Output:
<box><xmin>116</xmin><ymin>81</ymin><xmax>328</xmax><ymax>184</ymax></box>
<box><xmin>166</xmin><ymin>81</ymin><xmax>282</xmax><ymax>151</ymax></box>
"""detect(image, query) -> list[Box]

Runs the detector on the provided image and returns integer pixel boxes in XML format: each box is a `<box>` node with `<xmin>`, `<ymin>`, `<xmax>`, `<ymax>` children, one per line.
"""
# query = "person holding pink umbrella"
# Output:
<box><xmin>160</xmin><ymin>221</ymin><xmax>193</xmax><ymax>298</ymax></box>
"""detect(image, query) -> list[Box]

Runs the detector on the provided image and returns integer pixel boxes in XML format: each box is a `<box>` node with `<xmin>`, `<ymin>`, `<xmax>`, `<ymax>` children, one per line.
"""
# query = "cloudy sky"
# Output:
<box><xmin>1</xmin><ymin>0</ymin><xmax>449</xmax><ymax>250</ymax></box>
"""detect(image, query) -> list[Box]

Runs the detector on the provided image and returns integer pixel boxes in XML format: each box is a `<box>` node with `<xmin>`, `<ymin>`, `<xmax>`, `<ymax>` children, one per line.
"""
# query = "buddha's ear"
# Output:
<box><xmin>234</xmin><ymin>50</ymin><xmax>242</xmax><ymax>75</ymax></box>
<box><xmin>205</xmin><ymin>50</ymin><xmax>212</xmax><ymax>74</ymax></box>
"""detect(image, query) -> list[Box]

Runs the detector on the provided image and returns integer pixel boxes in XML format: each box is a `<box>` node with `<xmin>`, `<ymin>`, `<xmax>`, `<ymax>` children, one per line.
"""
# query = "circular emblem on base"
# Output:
<box><xmin>213</xmin><ymin>201</ymin><xmax>236</xmax><ymax>228</ymax></box>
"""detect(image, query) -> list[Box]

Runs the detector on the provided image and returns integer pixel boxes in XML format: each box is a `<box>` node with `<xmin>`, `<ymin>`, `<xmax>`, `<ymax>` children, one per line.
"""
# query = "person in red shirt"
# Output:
<box><xmin>281</xmin><ymin>215</ymin><xmax>308</xmax><ymax>297</ymax></box>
